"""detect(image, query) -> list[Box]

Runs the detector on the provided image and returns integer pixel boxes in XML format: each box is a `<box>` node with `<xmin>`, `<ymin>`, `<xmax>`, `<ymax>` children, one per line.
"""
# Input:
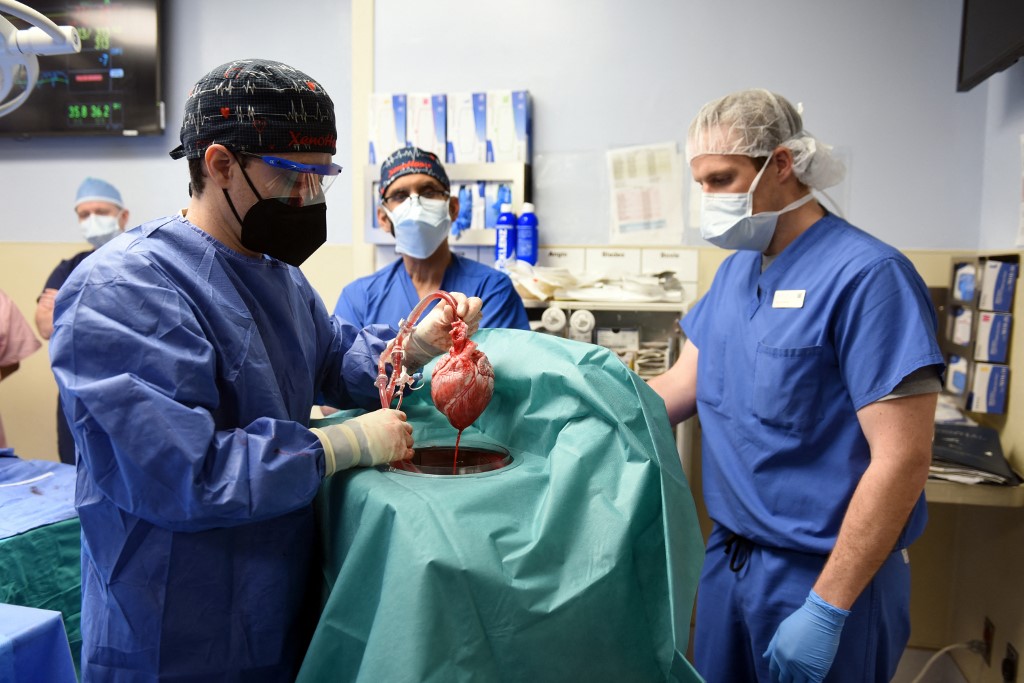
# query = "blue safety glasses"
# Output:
<box><xmin>239</xmin><ymin>152</ymin><xmax>343</xmax><ymax>205</ymax></box>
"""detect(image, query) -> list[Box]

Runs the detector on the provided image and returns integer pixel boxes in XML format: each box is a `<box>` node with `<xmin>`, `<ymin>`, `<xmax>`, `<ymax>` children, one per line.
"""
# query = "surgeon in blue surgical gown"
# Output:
<box><xmin>49</xmin><ymin>58</ymin><xmax>481</xmax><ymax>682</ymax></box>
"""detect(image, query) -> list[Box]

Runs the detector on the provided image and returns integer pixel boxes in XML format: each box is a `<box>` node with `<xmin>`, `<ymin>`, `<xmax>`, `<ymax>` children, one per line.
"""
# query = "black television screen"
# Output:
<box><xmin>0</xmin><ymin>0</ymin><xmax>163</xmax><ymax>137</ymax></box>
<box><xmin>957</xmin><ymin>0</ymin><xmax>1024</xmax><ymax>92</ymax></box>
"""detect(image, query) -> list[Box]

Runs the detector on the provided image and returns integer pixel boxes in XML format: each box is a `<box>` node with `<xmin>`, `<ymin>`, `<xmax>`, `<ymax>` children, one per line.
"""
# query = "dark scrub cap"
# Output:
<box><xmin>378</xmin><ymin>146</ymin><xmax>450</xmax><ymax>196</ymax></box>
<box><xmin>169</xmin><ymin>58</ymin><xmax>337</xmax><ymax>160</ymax></box>
<box><xmin>685</xmin><ymin>88</ymin><xmax>845</xmax><ymax>190</ymax></box>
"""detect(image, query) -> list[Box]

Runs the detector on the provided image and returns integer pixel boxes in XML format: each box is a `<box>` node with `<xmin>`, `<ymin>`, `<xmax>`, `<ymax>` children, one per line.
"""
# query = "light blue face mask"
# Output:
<box><xmin>80</xmin><ymin>213</ymin><xmax>121</xmax><ymax>248</ymax></box>
<box><xmin>699</xmin><ymin>158</ymin><xmax>813</xmax><ymax>252</ymax></box>
<box><xmin>384</xmin><ymin>195</ymin><xmax>452</xmax><ymax>259</ymax></box>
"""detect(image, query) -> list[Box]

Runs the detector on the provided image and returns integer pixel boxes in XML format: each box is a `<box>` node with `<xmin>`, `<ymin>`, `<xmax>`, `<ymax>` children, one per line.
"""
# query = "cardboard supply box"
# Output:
<box><xmin>486</xmin><ymin>90</ymin><xmax>531</xmax><ymax>163</ymax></box>
<box><xmin>978</xmin><ymin>259</ymin><xmax>1018</xmax><ymax>312</ymax></box>
<box><xmin>974</xmin><ymin>312</ymin><xmax>1012</xmax><ymax>363</ymax></box>
<box><xmin>596</xmin><ymin>328</ymin><xmax>641</xmax><ymax>352</ymax></box>
<box><xmin>368</xmin><ymin>93</ymin><xmax>407</xmax><ymax>165</ymax></box>
<box><xmin>407</xmin><ymin>93</ymin><xmax>446</xmax><ymax>160</ymax></box>
<box><xmin>951</xmin><ymin>263</ymin><xmax>977</xmax><ymax>302</ymax></box>
<box><xmin>948</xmin><ymin>306</ymin><xmax>973</xmax><ymax>347</ymax></box>
<box><xmin>446</xmin><ymin>92</ymin><xmax>487</xmax><ymax>163</ymax></box>
<box><xmin>968</xmin><ymin>362</ymin><xmax>1009</xmax><ymax>414</ymax></box>
<box><xmin>946</xmin><ymin>354</ymin><xmax>969</xmax><ymax>395</ymax></box>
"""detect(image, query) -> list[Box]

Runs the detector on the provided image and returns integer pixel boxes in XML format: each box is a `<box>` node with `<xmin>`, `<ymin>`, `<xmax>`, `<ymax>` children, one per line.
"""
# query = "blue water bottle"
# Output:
<box><xmin>495</xmin><ymin>203</ymin><xmax>517</xmax><ymax>269</ymax></box>
<box><xmin>516</xmin><ymin>202</ymin><xmax>538</xmax><ymax>266</ymax></box>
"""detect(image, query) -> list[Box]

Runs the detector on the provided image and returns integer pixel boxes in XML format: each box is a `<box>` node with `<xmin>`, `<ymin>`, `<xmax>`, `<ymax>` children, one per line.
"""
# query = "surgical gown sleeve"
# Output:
<box><xmin>50</xmin><ymin>268</ymin><xmax>381</xmax><ymax>534</ymax></box>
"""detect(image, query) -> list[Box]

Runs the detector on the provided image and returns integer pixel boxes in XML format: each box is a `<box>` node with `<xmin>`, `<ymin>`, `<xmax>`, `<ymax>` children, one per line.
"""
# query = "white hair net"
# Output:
<box><xmin>686</xmin><ymin>88</ymin><xmax>846</xmax><ymax>190</ymax></box>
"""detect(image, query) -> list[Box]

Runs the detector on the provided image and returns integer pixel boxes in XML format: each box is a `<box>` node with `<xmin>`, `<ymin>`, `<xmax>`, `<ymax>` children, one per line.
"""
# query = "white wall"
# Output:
<box><xmin>978</xmin><ymin>58</ymin><xmax>1024</xmax><ymax>250</ymax></box>
<box><xmin>375</xmin><ymin>0</ymin><xmax>993</xmax><ymax>250</ymax></box>
<box><xmin>0</xmin><ymin>1</ymin><xmax>1018</xmax><ymax>252</ymax></box>
<box><xmin>0</xmin><ymin>0</ymin><xmax>354</xmax><ymax>244</ymax></box>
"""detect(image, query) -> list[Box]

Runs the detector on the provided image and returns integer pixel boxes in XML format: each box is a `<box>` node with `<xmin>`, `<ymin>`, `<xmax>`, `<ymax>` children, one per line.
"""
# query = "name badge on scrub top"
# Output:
<box><xmin>772</xmin><ymin>290</ymin><xmax>806</xmax><ymax>309</ymax></box>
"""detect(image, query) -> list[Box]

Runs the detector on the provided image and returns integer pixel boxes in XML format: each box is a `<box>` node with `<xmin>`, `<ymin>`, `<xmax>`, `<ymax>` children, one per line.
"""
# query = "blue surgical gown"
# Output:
<box><xmin>682</xmin><ymin>213</ymin><xmax>944</xmax><ymax>681</ymax></box>
<box><xmin>334</xmin><ymin>253</ymin><xmax>530</xmax><ymax>331</ymax></box>
<box><xmin>49</xmin><ymin>216</ymin><xmax>391</xmax><ymax>682</ymax></box>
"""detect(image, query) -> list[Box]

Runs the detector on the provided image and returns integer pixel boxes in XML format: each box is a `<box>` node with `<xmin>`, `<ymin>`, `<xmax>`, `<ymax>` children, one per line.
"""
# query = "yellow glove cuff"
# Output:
<box><xmin>311</xmin><ymin>425</ymin><xmax>363</xmax><ymax>476</ymax></box>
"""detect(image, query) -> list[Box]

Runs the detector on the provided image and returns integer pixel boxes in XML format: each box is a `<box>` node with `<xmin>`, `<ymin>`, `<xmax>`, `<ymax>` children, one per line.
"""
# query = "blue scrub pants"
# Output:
<box><xmin>694</xmin><ymin>525</ymin><xmax>911</xmax><ymax>682</ymax></box>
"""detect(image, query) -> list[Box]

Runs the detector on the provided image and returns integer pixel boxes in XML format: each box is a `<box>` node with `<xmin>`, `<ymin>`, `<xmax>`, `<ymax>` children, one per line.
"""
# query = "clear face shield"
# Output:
<box><xmin>239</xmin><ymin>152</ymin><xmax>343</xmax><ymax>206</ymax></box>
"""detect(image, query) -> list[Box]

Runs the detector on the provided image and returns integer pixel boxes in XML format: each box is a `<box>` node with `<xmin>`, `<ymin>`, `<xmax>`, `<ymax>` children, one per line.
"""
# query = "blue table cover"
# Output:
<box><xmin>0</xmin><ymin>456</ymin><xmax>77</xmax><ymax>540</ymax></box>
<box><xmin>0</xmin><ymin>603</ymin><xmax>76</xmax><ymax>683</ymax></box>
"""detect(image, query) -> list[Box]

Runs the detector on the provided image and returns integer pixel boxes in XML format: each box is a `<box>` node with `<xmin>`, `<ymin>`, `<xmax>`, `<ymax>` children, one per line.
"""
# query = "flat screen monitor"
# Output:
<box><xmin>957</xmin><ymin>0</ymin><xmax>1024</xmax><ymax>92</ymax></box>
<box><xmin>0</xmin><ymin>0</ymin><xmax>163</xmax><ymax>138</ymax></box>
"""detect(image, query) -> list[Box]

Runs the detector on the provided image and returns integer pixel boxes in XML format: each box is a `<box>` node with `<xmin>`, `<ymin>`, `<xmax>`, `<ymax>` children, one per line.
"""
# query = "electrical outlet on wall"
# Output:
<box><xmin>984</xmin><ymin>617</ymin><xmax>995</xmax><ymax>666</ymax></box>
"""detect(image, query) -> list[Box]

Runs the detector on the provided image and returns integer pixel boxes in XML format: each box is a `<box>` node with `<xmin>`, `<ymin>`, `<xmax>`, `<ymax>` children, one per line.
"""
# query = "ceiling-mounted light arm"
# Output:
<box><xmin>0</xmin><ymin>0</ymin><xmax>81</xmax><ymax>118</ymax></box>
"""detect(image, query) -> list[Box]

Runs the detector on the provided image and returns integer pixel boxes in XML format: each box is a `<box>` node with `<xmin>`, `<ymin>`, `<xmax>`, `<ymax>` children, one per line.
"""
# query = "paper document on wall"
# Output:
<box><xmin>607</xmin><ymin>142</ymin><xmax>684</xmax><ymax>245</ymax></box>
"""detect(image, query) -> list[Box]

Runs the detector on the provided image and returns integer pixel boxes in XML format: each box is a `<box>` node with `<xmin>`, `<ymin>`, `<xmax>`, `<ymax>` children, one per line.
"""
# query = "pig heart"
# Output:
<box><xmin>431</xmin><ymin>320</ymin><xmax>494</xmax><ymax>430</ymax></box>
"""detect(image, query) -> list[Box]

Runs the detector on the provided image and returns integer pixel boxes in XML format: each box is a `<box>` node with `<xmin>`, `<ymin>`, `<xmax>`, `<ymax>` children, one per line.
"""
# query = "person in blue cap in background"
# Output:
<box><xmin>649</xmin><ymin>89</ymin><xmax>943</xmax><ymax>683</ymax></box>
<box><xmin>49</xmin><ymin>58</ymin><xmax>482</xmax><ymax>682</ymax></box>
<box><xmin>34</xmin><ymin>177</ymin><xmax>130</xmax><ymax>464</ymax></box>
<box><xmin>334</xmin><ymin>146</ymin><xmax>529</xmax><ymax>331</ymax></box>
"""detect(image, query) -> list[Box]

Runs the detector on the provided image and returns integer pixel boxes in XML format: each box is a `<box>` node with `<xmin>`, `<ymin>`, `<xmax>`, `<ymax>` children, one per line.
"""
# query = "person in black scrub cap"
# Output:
<box><xmin>50</xmin><ymin>58</ymin><xmax>482</xmax><ymax>682</ymax></box>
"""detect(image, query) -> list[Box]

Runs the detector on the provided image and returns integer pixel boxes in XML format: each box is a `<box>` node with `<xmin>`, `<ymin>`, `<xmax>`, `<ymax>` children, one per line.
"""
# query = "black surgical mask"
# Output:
<box><xmin>224</xmin><ymin>157</ymin><xmax>327</xmax><ymax>266</ymax></box>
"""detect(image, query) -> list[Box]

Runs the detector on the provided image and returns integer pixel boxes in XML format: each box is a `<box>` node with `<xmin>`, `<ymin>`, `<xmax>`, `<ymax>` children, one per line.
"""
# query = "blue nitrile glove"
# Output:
<box><xmin>488</xmin><ymin>183</ymin><xmax>512</xmax><ymax>226</ymax></box>
<box><xmin>452</xmin><ymin>185</ymin><xmax>472</xmax><ymax>238</ymax></box>
<box><xmin>763</xmin><ymin>590</ymin><xmax>850</xmax><ymax>683</ymax></box>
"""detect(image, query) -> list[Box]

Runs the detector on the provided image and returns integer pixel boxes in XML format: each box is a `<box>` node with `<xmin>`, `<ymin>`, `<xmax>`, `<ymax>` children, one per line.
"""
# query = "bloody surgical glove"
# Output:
<box><xmin>310</xmin><ymin>409</ymin><xmax>413</xmax><ymax>475</ymax></box>
<box><xmin>403</xmin><ymin>292</ymin><xmax>483</xmax><ymax>370</ymax></box>
<box><xmin>763</xmin><ymin>590</ymin><xmax>849</xmax><ymax>683</ymax></box>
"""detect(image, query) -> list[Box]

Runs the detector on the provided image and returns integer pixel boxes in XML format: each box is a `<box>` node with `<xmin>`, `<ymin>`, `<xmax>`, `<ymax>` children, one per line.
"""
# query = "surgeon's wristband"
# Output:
<box><xmin>310</xmin><ymin>425</ymin><xmax>362</xmax><ymax>475</ymax></box>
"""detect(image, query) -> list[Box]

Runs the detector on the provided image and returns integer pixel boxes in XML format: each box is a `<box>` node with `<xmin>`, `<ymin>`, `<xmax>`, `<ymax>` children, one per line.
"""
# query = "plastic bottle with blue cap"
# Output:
<box><xmin>495</xmin><ymin>203</ymin><xmax>517</xmax><ymax>270</ymax></box>
<box><xmin>516</xmin><ymin>202</ymin><xmax>538</xmax><ymax>266</ymax></box>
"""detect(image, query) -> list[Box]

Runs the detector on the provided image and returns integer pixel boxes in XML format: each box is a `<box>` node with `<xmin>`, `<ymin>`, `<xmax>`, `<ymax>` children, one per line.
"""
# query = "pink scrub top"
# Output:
<box><xmin>0</xmin><ymin>289</ymin><xmax>42</xmax><ymax>447</ymax></box>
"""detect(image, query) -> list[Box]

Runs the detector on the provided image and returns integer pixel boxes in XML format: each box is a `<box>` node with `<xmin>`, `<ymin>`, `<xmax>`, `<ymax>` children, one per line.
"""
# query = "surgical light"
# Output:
<box><xmin>0</xmin><ymin>0</ymin><xmax>81</xmax><ymax>118</ymax></box>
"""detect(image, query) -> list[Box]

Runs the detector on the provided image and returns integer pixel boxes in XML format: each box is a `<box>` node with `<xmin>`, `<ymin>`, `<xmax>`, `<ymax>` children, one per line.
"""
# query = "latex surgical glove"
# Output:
<box><xmin>764</xmin><ymin>590</ymin><xmax>849</xmax><ymax>683</ymax></box>
<box><xmin>402</xmin><ymin>292</ymin><xmax>483</xmax><ymax>370</ymax></box>
<box><xmin>310</xmin><ymin>409</ymin><xmax>413</xmax><ymax>475</ymax></box>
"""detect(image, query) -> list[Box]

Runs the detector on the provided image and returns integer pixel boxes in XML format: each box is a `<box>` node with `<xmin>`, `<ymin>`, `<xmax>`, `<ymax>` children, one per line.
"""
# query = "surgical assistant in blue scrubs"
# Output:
<box><xmin>49</xmin><ymin>59</ymin><xmax>481</xmax><ymax>683</ymax></box>
<box><xmin>649</xmin><ymin>89</ymin><xmax>944</xmax><ymax>683</ymax></box>
<box><xmin>334</xmin><ymin>146</ymin><xmax>529</xmax><ymax>332</ymax></box>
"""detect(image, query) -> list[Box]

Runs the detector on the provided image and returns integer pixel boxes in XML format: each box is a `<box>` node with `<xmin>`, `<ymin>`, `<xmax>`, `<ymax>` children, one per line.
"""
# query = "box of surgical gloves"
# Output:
<box><xmin>968</xmin><ymin>363</ymin><xmax>1009</xmax><ymax>414</ymax></box>
<box><xmin>978</xmin><ymin>259</ymin><xmax>1018</xmax><ymax>312</ymax></box>
<box><xmin>369</xmin><ymin>93</ymin><xmax>408</xmax><ymax>164</ymax></box>
<box><xmin>974</xmin><ymin>312</ymin><xmax>1011</xmax><ymax>363</ymax></box>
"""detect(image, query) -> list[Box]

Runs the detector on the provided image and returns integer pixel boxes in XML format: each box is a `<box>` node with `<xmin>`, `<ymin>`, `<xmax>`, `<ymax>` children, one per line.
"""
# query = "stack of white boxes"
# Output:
<box><xmin>368</xmin><ymin>90</ymin><xmax>531</xmax><ymax>167</ymax></box>
<box><xmin>969</xmin><ymin>258</ymin><xmax>1016</xmax><ymax>414</ymax></box>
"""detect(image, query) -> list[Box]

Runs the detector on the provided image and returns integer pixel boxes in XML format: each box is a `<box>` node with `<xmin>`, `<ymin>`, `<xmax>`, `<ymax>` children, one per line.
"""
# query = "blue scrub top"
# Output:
<box><xmin>43</xmin><ymin>249</ymin><xmax>92</xmax><ymax>291</ymax></box>
<box><xmin>683</xmin><ymin>214</ymin><xmax>943</xmax><ymax>555</ymax></box>
<box><xmin>49</xmin><ymin>216</ymin><xmax>391</xmax><ymax>681</ymax></box>
<box><xmin>334</xmin><ymin>253</ymin><xmax>530</xmax><ymax>331</ymax></box>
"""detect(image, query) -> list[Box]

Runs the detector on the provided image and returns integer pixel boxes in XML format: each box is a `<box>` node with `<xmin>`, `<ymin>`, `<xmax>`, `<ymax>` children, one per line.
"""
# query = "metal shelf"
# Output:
<box><xmin>523</xmin><ymin>298</ymin><xmax>686</xmax><ymax>313</ymax></box>
<box><xmin>925</xmin><ymin>480</ymin><xmax>1024</xmax><ymax>507</ymax></box>
<box><xmin>449</xmin><ymin>229</ymin><xmax>499</xmax><ymax>247</ymax></box>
